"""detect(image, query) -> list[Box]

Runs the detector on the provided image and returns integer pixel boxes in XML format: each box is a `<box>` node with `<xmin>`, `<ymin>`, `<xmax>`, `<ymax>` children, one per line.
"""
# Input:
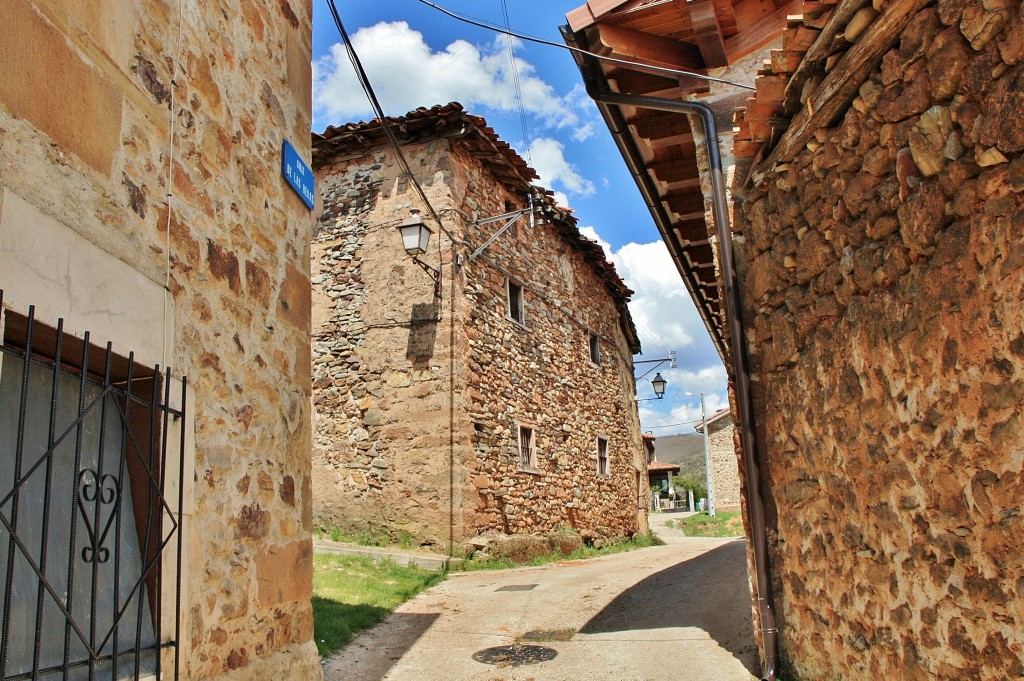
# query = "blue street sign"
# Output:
<box><xmin>281</xmin><ymin>139</ymin><xmax>315</xmax><ymax>210</ymax></box>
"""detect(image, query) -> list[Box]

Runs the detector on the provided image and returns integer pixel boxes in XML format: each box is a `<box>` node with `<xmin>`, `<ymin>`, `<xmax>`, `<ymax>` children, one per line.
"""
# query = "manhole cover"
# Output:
<box><xmin>472</xmin><ymin>644</ymin><xmax>558</xmax><ymax>667</ymax></box>
<box><xmin>496</xmin><ymin>584</ymin><xmax>537</xmax><ymax>592</ymax></box>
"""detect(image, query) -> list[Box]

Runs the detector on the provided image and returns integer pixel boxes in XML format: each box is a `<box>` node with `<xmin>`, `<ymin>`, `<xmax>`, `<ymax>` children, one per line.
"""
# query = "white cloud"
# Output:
<box><xmin>551</xmin><ymin>191</ymin><xmax>571</xmax><ymax>209</ymax></box>
<box><xmin>527</xmin><ymin>138</ymin><xmax>596</xmax><ymax>197</ymax></box>
<box><xmin>314</xmin><ymin>22</ymin><xmax>579</xmax><ymax>129</ymax></box>
<box><xmin>572</xmin><ymin>122</ymin><xmax>595</xmax><ymax>142</ymax></box>
<box><xmin>580</xmin><ymin>226</ymin><xmax>729</xmax><ymax>435</ymax></box>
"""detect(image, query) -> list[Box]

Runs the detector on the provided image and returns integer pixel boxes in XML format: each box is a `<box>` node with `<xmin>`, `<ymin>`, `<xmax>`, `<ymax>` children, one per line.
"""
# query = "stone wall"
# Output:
<box><xmin>452</xmin><ymin>142</ymin><xmax>646</xmax><ymax>543</ymax></box>
<box><xmin>311</xmin><ymin>119</ymin><xmax>646</xmax><ymax>550</ymax></box>
<box><xmin>705</xmin><ymin>419</ymin><xmax>742</xmax><ymax>511</ymax></box>
<box><xmin>731</xmin><ymin>3</ymin><xmax>1024</xmax><ymax>678</ymax></box>
<box><xmin>311</xmin><ymin>139</ymin><xmax>469</xmax><ymax>550</ymax></box>
<box><xmin>0</xmin><ymin>1</ymin><xmax>321</xmax><ymax>679</ymax></box>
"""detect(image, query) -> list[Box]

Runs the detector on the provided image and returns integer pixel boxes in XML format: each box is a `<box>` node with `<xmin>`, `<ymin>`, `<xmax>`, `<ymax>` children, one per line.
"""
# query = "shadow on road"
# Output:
<box><xmin>578</xmin><ymin>540</ymin><xmax>757</xmax><ymax>672</ymax></box>
<box><xmin>320</xmin><ymin>611</ymin><xmax>440</xmax><ymax>681</ymax></box>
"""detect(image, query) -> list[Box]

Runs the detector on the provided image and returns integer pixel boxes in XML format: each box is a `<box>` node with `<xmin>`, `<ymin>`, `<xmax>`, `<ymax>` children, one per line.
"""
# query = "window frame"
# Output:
<box><xmin>516</xmin><ymin>423</ymin><xmax>539</xmax><ymax>472</ymax></box>
<box><xmin>596</xmin><ymin>435</ymin><xmax>610</xmax><ymax>476</ymax></box>
<box><xmin>506</xmin><ymin>279</ymin><xmax>526</xmax><ymax>327</ymax></box>
<box><xmin>588</xmin><ymin>331</ymin><xmax>601</xmax><ymax>365</ymax></box>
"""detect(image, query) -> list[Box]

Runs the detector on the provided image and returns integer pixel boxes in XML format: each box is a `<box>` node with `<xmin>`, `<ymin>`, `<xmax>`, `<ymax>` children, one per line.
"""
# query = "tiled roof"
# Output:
<box><xmin>696</xmin><ymin>407</ymin><xmax>732</xmax><ymax>430</ymax></box>
<box><xmin>648</xmin><ymin>460</ymin><xmax>681</xmax><ymax>472</ymax></box>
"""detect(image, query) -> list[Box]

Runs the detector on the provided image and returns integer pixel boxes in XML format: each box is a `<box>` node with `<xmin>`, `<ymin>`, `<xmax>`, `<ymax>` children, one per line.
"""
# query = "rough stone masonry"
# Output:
<box><xmin>731</xmin><ymin>1</ymin><xmax>1024</xmax><ymax>678</ymax></box>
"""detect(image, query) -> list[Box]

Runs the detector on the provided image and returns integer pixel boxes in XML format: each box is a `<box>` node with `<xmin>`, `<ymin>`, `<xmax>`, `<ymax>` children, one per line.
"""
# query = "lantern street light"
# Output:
<box><xmin>651</xmin><ymin>372</ymin><xmax>667</xmax><ymax>398</ymax></box>
<box><xmin>397</xmin><ymin>209</ymin><xmax>441</xmax><ymax>296</ymax></box>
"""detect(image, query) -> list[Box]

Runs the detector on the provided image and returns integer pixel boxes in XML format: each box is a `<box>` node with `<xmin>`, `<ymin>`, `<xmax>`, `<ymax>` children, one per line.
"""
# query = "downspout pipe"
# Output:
<box><xmin>587</xmin><ymin>87</ymin><xmax>779</xmax><ymax>681</ymax></box>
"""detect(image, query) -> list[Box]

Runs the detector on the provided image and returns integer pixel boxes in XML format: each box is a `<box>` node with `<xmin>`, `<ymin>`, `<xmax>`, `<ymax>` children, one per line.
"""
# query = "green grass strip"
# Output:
<box><xmin>313</xmin><ymin>554</ymin><xmax>445</xmax><ymax>657</ymax></box>
<box><xmin>675</xmin><ymin>511</ymin><xmax>745</xmax><ymax>537</ymax></box>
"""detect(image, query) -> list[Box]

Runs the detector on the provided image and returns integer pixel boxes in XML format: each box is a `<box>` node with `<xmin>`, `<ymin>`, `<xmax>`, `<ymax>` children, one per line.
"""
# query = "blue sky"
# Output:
<box><xmin>312</xmin><ymin>0</ymin><xmax>729</xmax><ymax>433</ymax></box>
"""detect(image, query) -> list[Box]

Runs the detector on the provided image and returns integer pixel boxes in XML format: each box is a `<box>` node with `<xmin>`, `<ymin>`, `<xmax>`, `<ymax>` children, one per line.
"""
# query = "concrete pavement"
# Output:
<box><xmin>321</xmin><ymin>514</ymin><xmax>758</xmax><ymax>680</ymax></box>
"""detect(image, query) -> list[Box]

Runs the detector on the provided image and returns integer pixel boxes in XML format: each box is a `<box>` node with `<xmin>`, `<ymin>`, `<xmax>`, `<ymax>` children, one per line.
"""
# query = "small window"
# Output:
<box><xmin>518</xmin><ymin>425</ymin><xmax>536</xmax><ymax>469</ymax></box>
<box><xmin>507</xmin><ymin>280</ymin><xmax>525</xmax><ymax>325</ymax></box>
<box><xmin>588</xmin><ymin>332</ymin><xmax>601</xmax><ymax>364</ymax></box>
<box><xmin>596</xmin><ymin>436</ymin><xmax>610</xmax><ymax>476</ymax></box>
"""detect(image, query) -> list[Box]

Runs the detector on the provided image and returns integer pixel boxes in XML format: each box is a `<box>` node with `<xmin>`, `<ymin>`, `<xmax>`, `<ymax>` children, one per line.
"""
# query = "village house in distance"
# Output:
<box><xmin>310</xmin><ymin>104</ymin><xmax>648</xmax><ymax>553</ymax></box>
<box><xmin>696</xmin><ymin>407</ymin><xmax>742</xmax><ymax>512</ymax></box>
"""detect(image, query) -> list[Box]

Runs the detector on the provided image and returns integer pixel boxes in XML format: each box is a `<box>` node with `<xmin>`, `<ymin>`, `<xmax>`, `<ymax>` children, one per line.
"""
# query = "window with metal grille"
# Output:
<box><xmin>588</xmin><ymin>333</ymin><xmax>601</xmax><ymax>365</ymax></box>
<box><xmin>517</xmin><ymin>425</ymin><xmax>535</xmax><ymax>470</ymax></box>
<box><xmin>596</xmin><ymin>437</ymin><xmax>610</xmax><ymax>476</ymax></box>
<box><xmin>0</xmin><ymin>293</ymin><xmax>185</xmax><ymax>681</ymax></box>
<box><xmin>507</xmin><ymin>280</ymin><xmax>525</xmax><ymax>325</ymax></box>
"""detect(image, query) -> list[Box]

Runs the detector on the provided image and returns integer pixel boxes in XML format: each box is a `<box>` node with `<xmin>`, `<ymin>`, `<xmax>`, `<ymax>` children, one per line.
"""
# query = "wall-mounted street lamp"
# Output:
<box><xmin>397</xmin><ymin>209</ymin><xmax>441</xmax><ymax>296</ymax></box>
<box><xmin>635</xmin><ymin>351</ymin><xmax>675</xmax><ymax>401</ymax></box>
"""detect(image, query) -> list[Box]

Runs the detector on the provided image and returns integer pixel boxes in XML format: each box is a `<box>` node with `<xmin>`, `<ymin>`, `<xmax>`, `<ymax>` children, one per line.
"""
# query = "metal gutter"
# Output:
<box><xmin>562</xmin><ymin>25</ymin><xmax>780</xmax><ymax>681</ymax></box>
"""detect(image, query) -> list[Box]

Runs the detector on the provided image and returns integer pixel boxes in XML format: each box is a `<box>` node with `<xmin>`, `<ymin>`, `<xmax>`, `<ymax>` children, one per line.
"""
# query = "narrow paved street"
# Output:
<box><xmin>321</xmin><ymin>515</ymin><xmax>758</xmax><ymax>680</ymax></box>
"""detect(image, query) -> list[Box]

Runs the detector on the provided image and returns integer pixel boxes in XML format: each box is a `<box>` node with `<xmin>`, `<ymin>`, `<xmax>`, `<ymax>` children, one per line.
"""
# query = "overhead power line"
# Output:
<box><xmin>324</xmin><ymin>0</ymin><xmax>455</xmax><ymax>241</ymax></box>
<box><xmin>412</xmin><ymin>0</ymin><xmax>756</xmax><ymax>91</ymax></box>
<box><xmin>500</xmin><ymin>0</ymin><xmax>533</xmax><ymax>165</ymax></box>
<box><xmin>645</xmin><ymin>419</ymin><xmax>702</xmax><ymax>429</ymax></box>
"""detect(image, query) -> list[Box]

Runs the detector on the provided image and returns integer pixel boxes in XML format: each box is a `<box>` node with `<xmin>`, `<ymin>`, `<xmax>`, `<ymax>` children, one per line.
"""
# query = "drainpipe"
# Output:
<box><xmin>583</xmin><ymin>86</ymin><xmax>780</xmax><ymax>681</ymax></box>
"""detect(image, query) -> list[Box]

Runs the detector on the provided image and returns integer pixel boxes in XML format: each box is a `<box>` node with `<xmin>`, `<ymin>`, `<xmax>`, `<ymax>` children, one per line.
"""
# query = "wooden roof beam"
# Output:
<box><xmin>665</xmin><ymin>192</ymin><xmax>707</xmax><ymax>216</ymax></box>
<box><xmin>688</xmin><ymin>0</ymin><xmax>729</xmax><ymax>68</ymax></box>
<box><xmin>606</xmin><ymin>68</ymin><xmax>683</xmax><ymax>99</ymax></box>
<box><xmin>585</xmin><ymin>22</ymin><xmax>705</xmax><ymax>72</ymax></box>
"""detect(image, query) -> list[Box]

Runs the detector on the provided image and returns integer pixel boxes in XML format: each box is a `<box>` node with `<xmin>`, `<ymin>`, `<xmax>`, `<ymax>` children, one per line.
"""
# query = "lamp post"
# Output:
<box><xmin>397</xmin><ymin>209</ymin><xmax>441</xmax><ymax>296</ymax></box>
<box><xmin>687</xmin><ymin>391</ymin><xmax>715</xmax><ymax>517</ymax></box>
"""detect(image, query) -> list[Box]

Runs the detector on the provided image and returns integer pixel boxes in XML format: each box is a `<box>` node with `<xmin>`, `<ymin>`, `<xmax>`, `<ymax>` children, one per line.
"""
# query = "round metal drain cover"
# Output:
<box><xmin>472</xmin><ymin>644</ymin><xmax>558</xmax><ymax>667</ymax></box>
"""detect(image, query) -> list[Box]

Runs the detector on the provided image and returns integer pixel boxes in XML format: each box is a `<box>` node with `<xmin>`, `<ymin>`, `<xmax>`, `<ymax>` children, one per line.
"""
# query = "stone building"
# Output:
<box><xmin>695</xmin><ymin>408</ymin><xmax>742</xmax><ymax>512</ymax></box>
<box><xmin>1</xmin><ymin>1</ymin><xmax>321</xmax><ymax>679</ymax></box>
<box><xmin>310</xmin><ymin>104</ymin><xmax>647</xmax><ymax>552</ymax></box>
<box><xmin>568</xmin><ymin>0</ymin><xmax>1024</xmax><ymax>678</ymax></box>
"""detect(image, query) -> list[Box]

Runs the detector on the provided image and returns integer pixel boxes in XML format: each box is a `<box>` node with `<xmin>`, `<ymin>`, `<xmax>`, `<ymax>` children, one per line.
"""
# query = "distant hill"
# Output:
<box><xmin>649</xmin><ymin>433</ymin><xmax>705</xmax><ymax>479</ymax></box>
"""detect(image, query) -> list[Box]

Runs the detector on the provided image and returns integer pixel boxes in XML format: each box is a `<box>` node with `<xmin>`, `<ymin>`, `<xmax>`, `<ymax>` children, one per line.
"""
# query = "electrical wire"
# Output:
<box><xmin>324</xmin><ymin>0</ymin><xmax>456</xmax><ymax>242</ymax></box>
<box><xmin>499</xmin><ymin>0</ymin><xmax>533</xmax><ymax>165</ymax></box>
<box><xmin>161</xmin><ymin>0</ymin><xmax>186</xmax><ymax>374</ymax></box>
<box><xmin>645</xmin><ymin>419</ymin><xmax>702</xmax><ymax>429</ymax></box>
<box><xmin>412</xmin><ymin>0</ymin><xmax>756</xmax><ymax>91</ymax></box>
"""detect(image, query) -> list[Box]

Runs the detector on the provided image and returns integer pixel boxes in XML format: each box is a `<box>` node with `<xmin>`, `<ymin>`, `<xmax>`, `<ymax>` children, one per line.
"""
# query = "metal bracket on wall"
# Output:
<box><xmin>466</xmin><ymin>197</ymin><xmax>535</xmax><ymax>262</ymax></box>
<box><xmin>412</xmin><ymin>255</ymin><xmax>442</xmax><ymax>297</ymax></box>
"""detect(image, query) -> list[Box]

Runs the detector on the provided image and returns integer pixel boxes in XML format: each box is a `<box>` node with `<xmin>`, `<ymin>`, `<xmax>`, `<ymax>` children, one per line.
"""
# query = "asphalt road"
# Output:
<box><xmin>321</xmin><ymin>514</ymin><xmax>759</xmax><ymax>681</ymax></box>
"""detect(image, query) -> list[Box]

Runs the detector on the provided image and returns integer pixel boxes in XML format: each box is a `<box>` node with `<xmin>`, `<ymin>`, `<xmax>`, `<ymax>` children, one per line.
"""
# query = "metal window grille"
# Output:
<box><xmin>518</xmin><ymin>426</ymin><xmax>534</xmax><ymax>469</ymax></box>
<box><xmin>0</xmin><ymin>293</ymin><xmax>185</xmax><ymax>681</ymax></box>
